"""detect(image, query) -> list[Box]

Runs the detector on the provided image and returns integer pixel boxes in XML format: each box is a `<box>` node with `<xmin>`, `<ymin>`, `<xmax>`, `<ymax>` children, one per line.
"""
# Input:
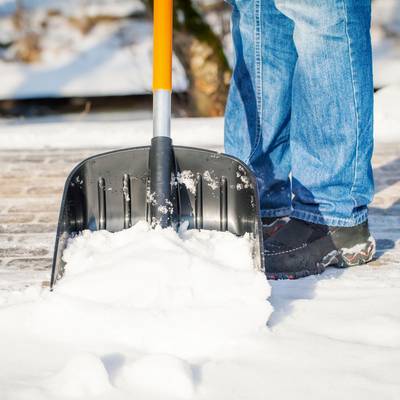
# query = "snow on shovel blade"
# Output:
<box><xmin>50</xmin><ymin>146</ymin><xmax>264</xmax><ymax>289</ymax></box>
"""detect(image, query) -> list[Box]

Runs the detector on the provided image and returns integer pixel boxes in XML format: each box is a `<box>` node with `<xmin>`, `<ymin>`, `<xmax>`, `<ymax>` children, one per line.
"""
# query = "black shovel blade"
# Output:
<box><xmin>50</xmin><ymin>146</ymin><xmax>264</xmax><ymax>289</ymax></box>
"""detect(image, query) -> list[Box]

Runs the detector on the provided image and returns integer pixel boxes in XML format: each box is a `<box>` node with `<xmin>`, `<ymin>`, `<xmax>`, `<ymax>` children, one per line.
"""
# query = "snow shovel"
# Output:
<box><xmin>49</xmin><ymin>0</ymin><xmax>264</xmax><ymax>289</ymax></box>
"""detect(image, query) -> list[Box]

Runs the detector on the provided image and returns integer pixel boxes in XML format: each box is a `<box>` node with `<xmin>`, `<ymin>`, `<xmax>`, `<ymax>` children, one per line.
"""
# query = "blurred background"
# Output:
<box><xmin>0</xmin><ymin>0</ymin><xmax>398</xmax><ymax>120</ymax></box>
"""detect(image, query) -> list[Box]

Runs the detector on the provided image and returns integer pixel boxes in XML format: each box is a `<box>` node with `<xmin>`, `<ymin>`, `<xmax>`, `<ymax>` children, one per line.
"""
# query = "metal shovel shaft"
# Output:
<box><xmin>149</xmin><ymin>0</ymin><xmax>174</xmax><ymax>227</ymax></box>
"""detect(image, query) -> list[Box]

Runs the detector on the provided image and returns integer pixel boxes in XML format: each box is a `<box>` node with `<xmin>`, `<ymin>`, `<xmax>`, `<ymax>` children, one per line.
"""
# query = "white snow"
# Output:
<box><xmin>175</xmin><ymin>170</ymin><xmax>197</xmax><ymax>195</ymax></box>
<box><xmin>57</xmin><ymin>222</ymin><xmax>268</xmax><ymax>357</ymax></box>
<box><xmin>0</xmin><ymin>222</ymin><xmax>399</xmax><ymax>399</ymax></box>
<box><xmin>0</xmin><ymin>222</ymin><xmax>273</xmax><ymax>400</ymax></box>
<box><xmin>0</xmin><ymin>112</ymin><xmax>398</xmax><ymax>398</ymax></box>
<box><xmin>115</xmin><ymin>354</ymin><xmax>195</xmax><ymax>399</ymax></box>
<box><xmin>0</xmin><ymin>117</ymin><xmax>225</xmax><ymax>150</ymax></box>
<box><xmin>43</xmin><ymin>353</ymin><xmax>112</xmax><ymax>398</ymax></box>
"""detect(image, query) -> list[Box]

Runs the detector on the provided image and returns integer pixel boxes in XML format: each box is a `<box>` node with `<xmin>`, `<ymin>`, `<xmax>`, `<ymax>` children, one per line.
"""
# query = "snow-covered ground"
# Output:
<box><xmin>0</xmin><ymin>117</ymin><xmax>225</xmax><ymax>150</ymax></box>
<box><xmin>1</xmin><ymin>220</ymin><xmax>399</xmax><ymax>400</ymax></box>
<box><xmin>0</xmin><ymin>114</ymin><xmax>399</xmax><ymax>399</ymax></box>
<box><xmin>0</xmin><ymin>222</ymin><xmax>272</xmax><ymax>400</ymax></box>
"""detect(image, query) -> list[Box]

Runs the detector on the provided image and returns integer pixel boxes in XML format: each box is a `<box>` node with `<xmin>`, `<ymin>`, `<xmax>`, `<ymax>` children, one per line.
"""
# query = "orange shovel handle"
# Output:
<box><xmin>153</xmin><ymin>0</ymin><xmax>173</xmax><ymax>91</ymax></box>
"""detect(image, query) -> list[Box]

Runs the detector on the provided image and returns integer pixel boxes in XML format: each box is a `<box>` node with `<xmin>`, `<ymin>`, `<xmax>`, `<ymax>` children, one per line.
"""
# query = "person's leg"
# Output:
<box><xmin>278</xmin><ymin>0</ymin><xmax>374</xmax><ymax>226</ymax></box>
<box><xmin>265</xmin><ymin>0</ymin><xmax>375</xmax><ymax>279</ymax></box>
<box><xmin>224</xmin><ymin>0</ymin><xmax>298</xmax><ymax>218</ymax></box>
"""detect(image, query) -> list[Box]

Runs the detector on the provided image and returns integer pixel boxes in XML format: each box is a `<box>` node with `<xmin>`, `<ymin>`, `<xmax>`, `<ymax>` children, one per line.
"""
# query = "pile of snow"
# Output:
<box><xmin>0</xmin><ymin>222</ymin><xmax>271</xmax><ymax>399</ymax></box>
<box><xmin>1</xmin><ymin>223</ymin><xmax>399</xmax><ymax>399</ymax></box>
<box><xmin>56</xmin><ymin>222</ymin><xmax>268</xmax><ymax>357</ymax></box>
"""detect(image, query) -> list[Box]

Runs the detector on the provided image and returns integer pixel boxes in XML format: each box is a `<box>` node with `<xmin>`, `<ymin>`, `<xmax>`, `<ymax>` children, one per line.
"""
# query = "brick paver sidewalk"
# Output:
<box><xmin>0</xmin><ymin>144</ymin><xmax>399</xmax><ymax>292</ymax></box>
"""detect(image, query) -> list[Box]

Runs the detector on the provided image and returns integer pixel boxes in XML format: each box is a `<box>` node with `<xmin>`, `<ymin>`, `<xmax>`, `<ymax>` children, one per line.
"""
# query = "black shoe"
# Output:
<box><xmin>262</xmin><ymin>216</ymin><xmax>290</xmax><ymax>240</ymax></box>
<box><xmin>264</xmin><ymin>218</ymin><xmax>376</xmax><ymax>280</ymax></box>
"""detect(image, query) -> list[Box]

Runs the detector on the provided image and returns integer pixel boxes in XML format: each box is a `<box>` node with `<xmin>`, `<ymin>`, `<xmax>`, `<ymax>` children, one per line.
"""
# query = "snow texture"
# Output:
<box><xmin>0</xmin><ymin>222</ymin><xmax>272</xmax><ymax>400</ymax></box>
<box><xmin>0</xmin><ymin>221</ymin><xmax>399</xmax><ymax>399</ymax></box>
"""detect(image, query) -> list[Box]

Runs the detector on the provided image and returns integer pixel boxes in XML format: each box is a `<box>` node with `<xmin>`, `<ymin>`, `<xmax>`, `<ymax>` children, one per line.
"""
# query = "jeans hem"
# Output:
<box><xmin>291</xmin><ymin>208</ymin><xmax>368</xmax><ymax>227</ymax></box>
<box><xmin>261</xmin><ymin>208</ymin><xmax>292</xmax><ymax>218</ymax></box>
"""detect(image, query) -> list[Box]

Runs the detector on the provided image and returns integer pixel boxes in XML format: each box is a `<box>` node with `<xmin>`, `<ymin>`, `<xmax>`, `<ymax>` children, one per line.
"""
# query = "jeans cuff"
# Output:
<box><xmin>261</xmin><ymin>207</ymin><xmax>292</xmax><ymax>218</ymax></box>
<box><xmin>291</xmin><ymin>208</ymin><xmax>369</xmax><ymax>227</ymax></box>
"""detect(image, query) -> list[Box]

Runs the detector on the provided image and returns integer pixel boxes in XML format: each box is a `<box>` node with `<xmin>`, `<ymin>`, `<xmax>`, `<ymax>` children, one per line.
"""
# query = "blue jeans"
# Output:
<box><xmin>224</xmin><ymin>0</ymin><xmax>374</xmax><ymax>227</ymax></box>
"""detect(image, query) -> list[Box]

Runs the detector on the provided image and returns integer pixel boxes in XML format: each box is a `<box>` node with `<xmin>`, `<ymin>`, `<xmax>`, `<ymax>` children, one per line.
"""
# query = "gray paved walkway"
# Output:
<box><xmin>0</xmin><ymin>144</ymin><xmax>399</xmax><ymax>291</ymax></box>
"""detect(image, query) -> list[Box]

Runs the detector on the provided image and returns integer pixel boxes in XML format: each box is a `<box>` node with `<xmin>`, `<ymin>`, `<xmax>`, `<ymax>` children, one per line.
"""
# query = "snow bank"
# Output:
<box><xmin>54</xmin><ymin>222</ymin><xmax>269</xmax><ymax>357</ymax></box>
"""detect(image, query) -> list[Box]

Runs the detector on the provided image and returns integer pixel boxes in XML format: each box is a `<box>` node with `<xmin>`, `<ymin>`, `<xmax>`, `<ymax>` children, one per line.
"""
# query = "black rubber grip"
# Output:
<box><xmin>149</xmin><ymin>136</ymin><xmax>173</xmax><ymax>228</ymax></box>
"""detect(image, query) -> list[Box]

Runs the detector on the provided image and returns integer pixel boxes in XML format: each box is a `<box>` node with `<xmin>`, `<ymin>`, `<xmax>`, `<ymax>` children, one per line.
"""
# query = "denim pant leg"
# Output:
<box><xmin>275</xmin><ymin>0</ymin><xmax>374</xmax><ymax>227</ymax></box>
<box><xmin>224</xmin><ymin>0</ymin><xmax>297</xmax><ymax>218</ymax></box>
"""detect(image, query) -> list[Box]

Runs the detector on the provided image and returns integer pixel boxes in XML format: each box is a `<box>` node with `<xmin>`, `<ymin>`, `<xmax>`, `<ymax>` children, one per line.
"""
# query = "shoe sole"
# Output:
<box><xmin>266</xmin><ymin>237</ymin><xmax>376</xmax><ymax>280</ymax></box>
